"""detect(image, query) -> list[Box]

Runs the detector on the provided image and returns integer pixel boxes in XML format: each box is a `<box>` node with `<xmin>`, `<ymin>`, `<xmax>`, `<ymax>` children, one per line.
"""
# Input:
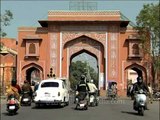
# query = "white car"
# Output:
<box><xmin>34</xmin><ymin>78</ymin><xmax>69</xmax><ymax>107</ymax></box>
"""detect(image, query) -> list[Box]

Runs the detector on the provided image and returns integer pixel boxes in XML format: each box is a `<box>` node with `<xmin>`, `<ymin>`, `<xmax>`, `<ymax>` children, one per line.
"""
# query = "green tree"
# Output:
<box><xmin>0</xmin><ymin>10</ymin><xmax>13</xmax><ymax>37</ymax></box>
<box><xmin>69</xmin><ymin>61</ymin><xmax>98</xmax><ymax>90</ymax></box>
<box><xmin>135</xmin><ymin>3</ymin><xmax>160</xmax><ymax>88</ymax></box>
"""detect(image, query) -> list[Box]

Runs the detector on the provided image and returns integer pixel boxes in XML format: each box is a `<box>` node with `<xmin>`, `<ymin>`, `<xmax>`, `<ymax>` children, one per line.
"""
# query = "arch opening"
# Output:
<box><xmin>26</xmin><ymin>67</ymin><xmax>41</xmax><ymax>85</ymax></box>
<box><xmin>69</xmin><ymin>50</ymin><xmax>99</xmax><ymax>90</ymax></box>
<box><xmin>125</xmin><ymin>63</ymin><xmax>147</xmax><ymax>97</ymax></box>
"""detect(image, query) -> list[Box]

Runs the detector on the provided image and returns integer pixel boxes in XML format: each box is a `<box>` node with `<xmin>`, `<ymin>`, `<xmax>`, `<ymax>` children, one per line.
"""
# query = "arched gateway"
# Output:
<box><xmin>17</xmin><ymin>11</ymin><xmax>151</xmax><ymax>96</ymax></box>
<box><xmin>62</xmin><ymin>35</ymin><xmax>105</xmax><ymax>89</ymax></box>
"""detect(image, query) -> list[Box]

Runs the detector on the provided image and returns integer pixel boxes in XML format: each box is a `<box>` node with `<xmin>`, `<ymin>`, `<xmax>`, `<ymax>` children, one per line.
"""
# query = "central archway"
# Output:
<box><xmin>70</xmin><ymin>50</ymin><xmax>99</xmax><ymax>90</ymax></box>
<box><xmin>62</xmin><ymin>35</ymin><xmax>105</xmax><ymax>90</ymax></box>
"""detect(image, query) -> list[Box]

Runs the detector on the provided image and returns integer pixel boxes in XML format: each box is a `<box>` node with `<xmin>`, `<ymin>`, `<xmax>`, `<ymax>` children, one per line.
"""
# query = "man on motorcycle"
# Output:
<box><xmin>21</xmin><ymin>80</ymin><xmax>33</xmax><ymax>98</ymax></box>
<box><xmin>132</xmin><ymin>76</ymin><xmax>149</xmax><ymax>110</ymax></box>
<box><xmin>75</xmin><ymin>75</ymin><xmax>90</xmax><ymax>101</ymax></box>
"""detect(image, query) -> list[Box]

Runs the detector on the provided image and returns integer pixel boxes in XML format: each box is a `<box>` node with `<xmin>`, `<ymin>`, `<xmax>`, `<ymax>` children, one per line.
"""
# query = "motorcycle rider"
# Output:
<box><xmin>11</xmin><ymin>79</ymin><xmax>21</xmax><ymax>95</ymax></box>
<box><xmin>75</xmin><ymin>75</ymin><xmax>90</xmax><ymax>102</ymax></box>
<box><xmin>6</xmin><ymin>79</ymin><xmax>21</xmax><ymax>107</ymax></box>
<box><xmin>21</xmin><ymin>80</ymin><xmax>33</xmax><ymax>99</ymax></box>
<box><xmin>132</xmin><ymin>76</ymin><xmax>149</xmax><ymax>110</ymax></box>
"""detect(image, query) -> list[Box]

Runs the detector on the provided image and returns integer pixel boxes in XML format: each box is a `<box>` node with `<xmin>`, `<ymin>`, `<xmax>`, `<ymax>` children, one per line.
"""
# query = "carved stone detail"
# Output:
<box><xmin>109</xmin><ymin>26</ymin><xmax>118</xmax><ymax>78</ymax></box>
<box><xmin>62</xmin><ymin>32</ymin><xmax>106</xmax><ymax>47</ymax></box>
<box><xmin>50</xmin><ymin>33</ymin><xmax>57</xmax><ymax>72</ymax></box>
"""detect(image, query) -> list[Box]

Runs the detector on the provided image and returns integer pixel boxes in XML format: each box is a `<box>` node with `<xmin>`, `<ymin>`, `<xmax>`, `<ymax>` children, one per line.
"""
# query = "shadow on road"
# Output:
<box><xmin>121</xmin><ymin>111</ymin><xmax>140</xmax><ymax>116</ymax></box>
<box><xmin>31</xmin><ymin>105</ymin><xmax>64</xmax><ymax>109</ymax></box>
<box><xmin>2</xmin><ymin>112</ymin><xmax>19</xmax><ymax>116</ymax></box>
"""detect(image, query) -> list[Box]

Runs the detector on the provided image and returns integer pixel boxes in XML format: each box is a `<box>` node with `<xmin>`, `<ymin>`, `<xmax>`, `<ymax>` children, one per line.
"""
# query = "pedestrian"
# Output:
<box><xmin>148</xmin><ymin>83</ymin><xmax>153</xmax><ymax>104</ymax></box>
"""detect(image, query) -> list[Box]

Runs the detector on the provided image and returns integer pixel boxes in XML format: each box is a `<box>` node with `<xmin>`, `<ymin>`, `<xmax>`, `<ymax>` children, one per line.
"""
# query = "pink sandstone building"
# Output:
<box><xmin>0</xmin><ymin>38</ymin><xmax>17</xmax><ymax>94</ymax></box>
<box><xmin>17</xmin><ymin>11</ymin><xmax>151</xmax><ymax>96</ymax></box>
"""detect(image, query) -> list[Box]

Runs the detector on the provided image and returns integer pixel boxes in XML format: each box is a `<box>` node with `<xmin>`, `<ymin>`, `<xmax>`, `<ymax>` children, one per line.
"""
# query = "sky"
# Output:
<box><xmin>72</xmin><ymin>52</ymin><xmax>98</xmax><ymax>72</ymax></box>
<box><xmin>1</xmin><ymin>0</ymin><xmax>159</xmax><ymax>39</ymax></box>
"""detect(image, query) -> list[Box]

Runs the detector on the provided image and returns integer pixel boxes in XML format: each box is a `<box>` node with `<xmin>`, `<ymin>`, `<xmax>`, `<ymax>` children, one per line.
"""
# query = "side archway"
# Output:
<box><xmin>124</xmin><ymin>63</ymin><xmax>147</xmax><ymax>95</ymax></box>
<box><xmin>21</xmin><ymin>63</ymin><xmax>43</xmax><ymax>84</ymax></box>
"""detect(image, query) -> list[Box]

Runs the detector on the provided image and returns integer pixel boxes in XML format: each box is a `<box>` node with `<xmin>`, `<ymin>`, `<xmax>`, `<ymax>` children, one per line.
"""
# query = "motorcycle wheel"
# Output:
<box><xmin>138</xmin><ymin>107</ymin><xmax>144</xmax><ymax>116</ymax></box>
<box><xmin>90</xmin><ymin>102</ymin><xmax>95</xmax><ymax>107</ymax></box>
<box><xmin>9</xmin><ymin>110</ymin><xmax>16</xmax><ymax>115</ymax></box>
<box><xmin>95</xmin><ymin>101</ymin><xmax>98</xmax><ymax>106</ymax></box>
<box><xmin>84</xmin><ymin>105</ymin><xmax>88</xmax><ymax>110</ymax></box>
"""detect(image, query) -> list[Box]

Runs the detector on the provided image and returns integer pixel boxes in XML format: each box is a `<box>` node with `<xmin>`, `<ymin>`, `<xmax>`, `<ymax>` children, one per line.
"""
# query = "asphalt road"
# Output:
<box><xmin>1</xmin><ymin>98</ymin><xmax>159</xmax><ymax>120</ymax></box>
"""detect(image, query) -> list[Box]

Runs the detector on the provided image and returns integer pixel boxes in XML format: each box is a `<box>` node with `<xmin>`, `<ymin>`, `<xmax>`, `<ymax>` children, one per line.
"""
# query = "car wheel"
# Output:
<box><xmin>59</xmin><ymin>102</ymin><xmax>65</xmax><ymax>108</ymax></box>
<box><xmin>35</xmin><ymin>103</ymin><xmax>40</xmax><ymax>108</ymax></box>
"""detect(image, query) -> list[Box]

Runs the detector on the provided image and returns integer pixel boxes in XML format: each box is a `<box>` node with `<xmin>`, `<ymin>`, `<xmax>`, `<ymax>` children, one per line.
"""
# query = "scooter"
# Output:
<box><xmin>75</xmin><ymin>92</ymin><xmax>88</xmax><ymax>110</ymax></box>
<box><xmin>133</xmin><ymin>89</ymin><xmax>147</xmax><ymax>116</ymax></box>
<box><xmin>21</xmin><ymin>91</ymin><xmax>32</xmax><ymax>106</ymax></box>
<box><xmin>6</xmin><ymin>94</ymin><xmax>19</xmax><ymax>115</ymax></box>
<box><xmin>89</xmin><ymin>92</ymin><xmax>99</xmax><ymax>107</ymax></box>
<box><xmin>153</xmin><ymin>91</ymin><xmax>160</xmax><ymax>101</ymax></box>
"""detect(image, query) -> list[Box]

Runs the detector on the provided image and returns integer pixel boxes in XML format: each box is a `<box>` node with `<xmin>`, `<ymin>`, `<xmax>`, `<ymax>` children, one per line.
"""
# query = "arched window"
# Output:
<box><xmin>29</xmin><ymin>43</ymin><xmax>36</xmax><ymax>54</ymax></box>
<box><xmin>132</xmin><ymin>44</ymin><xmax>139</xmax><ymax>55</ymax></box>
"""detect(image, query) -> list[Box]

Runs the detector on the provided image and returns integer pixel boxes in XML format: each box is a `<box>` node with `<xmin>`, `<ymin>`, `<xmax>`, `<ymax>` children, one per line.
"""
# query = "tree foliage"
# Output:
<box><xmin>0</xmin><ymin>10</ymin><xmax>13</xmax><ymax>37</ymax></box>
<box><xmin>69</xmin><ymin>61</ymin><xmax>98</xmax><ymax>90</ymax></box>
<box><xmin>135</xmin><ymin>3</ymin><xmax>160</xmax><ymax>88</ymax></box>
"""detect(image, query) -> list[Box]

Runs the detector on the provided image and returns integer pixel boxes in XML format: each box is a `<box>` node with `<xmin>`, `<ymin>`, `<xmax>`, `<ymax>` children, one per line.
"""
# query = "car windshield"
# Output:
<box><xmin>41</xmin><ymin>82</ymin><xmax>59</xmax><ymax>88</ymax></box>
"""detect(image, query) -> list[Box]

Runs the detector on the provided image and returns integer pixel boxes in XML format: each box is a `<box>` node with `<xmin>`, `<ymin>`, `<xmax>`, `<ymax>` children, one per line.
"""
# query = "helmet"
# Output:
<box><xmin>81</xmin><ymin>74</ymin><xmax>86</xmax><ymax>81</ymax></box>
<box><xmin>11</xmin><ymin>79</ymin><xmax>17</xmax><ymax>86</ymax></box>
<box><xmin>137</xmin><ymin>76</ymin><xmax>143</xmax><ymax>83</ymax></box>
<box><xmin>90</xmin><ymin>79</ymin><xmax>94</xmax><ymax>83</ymax></box>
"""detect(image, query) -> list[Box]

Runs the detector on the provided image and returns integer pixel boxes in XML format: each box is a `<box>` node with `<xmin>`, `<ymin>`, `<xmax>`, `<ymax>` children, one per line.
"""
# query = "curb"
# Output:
<box><xmin>99</xmin><ymin>96</ymin><xmax>132</xmax><ymax>100</ymax></box>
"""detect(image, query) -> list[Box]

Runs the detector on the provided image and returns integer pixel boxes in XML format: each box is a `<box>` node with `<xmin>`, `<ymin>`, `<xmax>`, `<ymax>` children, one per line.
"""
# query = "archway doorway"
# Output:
<box><xmin>69</xmin><ymin>50</ymin><xmax>98</xmax><ymax>90</ymax></box>
<box><xmin>26</xmin><ymin>67</ymin><xmax>41</xmax><ymax>85</ymax></box>
<box><xmin>62</xmin><ymin>35</ymin><xmax>105</xmax><ymax>91</ymax></box>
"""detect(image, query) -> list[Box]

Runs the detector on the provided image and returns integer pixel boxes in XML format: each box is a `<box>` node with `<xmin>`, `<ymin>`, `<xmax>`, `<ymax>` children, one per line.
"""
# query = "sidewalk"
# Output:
<box><xmin>0</xmin><ymin>96</ymin><xmax>7</xmax><ymax>104</ymax></box>
<box><xmin>0</xmin><ymin>95</ymin><xmax>6</xmax><ymax>99</ymax></box>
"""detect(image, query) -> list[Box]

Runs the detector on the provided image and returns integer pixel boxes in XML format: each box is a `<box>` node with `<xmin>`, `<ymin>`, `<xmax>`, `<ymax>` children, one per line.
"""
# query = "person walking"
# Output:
<box><xmin>148</xmin><ymin>83</ymin><xmax>153</xmax><ymax>104</ymax></box>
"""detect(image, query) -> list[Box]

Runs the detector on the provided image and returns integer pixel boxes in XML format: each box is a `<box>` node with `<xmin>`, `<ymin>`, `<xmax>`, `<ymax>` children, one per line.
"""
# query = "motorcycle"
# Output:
<box><xmin>6</xmin><ymin>94</ymin><xmax>19</xmax><ymax>115</ymax></box>
<box><xmin>21</xmin><ymin>91</ymin><xmax>32</xmax><ymax>106</ymax></box>
<box><xmin>107</xmin><ymin>89</ymin><xmax>117</xmax><ymax>100</ymax></box>
<box><xmin>89</xmin><ymin>92</ymin><xmax>99</xmax><ymax>107</ymax></box>
<box><xmin>153</xmin><ymin>91</ymin><xmax>160</xmax><ymax>101</ymax></box>
<box><xmin>75</xmin><ymin>92</ymin><xmax>89</xmax><ymax>110</ymax></box>
<box><xmin>133</xmin><ymin>89</ymin><xmax>147</xmax><ymax>116</ymax></box>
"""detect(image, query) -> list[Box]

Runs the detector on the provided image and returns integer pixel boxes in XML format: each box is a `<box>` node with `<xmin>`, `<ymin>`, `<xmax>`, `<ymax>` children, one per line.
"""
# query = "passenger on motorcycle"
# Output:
<box><xmin>132</xmin><ymin>76</ymin><xmax>149</xmax><ymax>109</ymax></box>
<box><xmin>87</xmin><ymin>79</ymin><xmax>98</xmax><ymax>97</ymax></box>
<box><xmin>6</xmin><ymin>79</ymin><xmax>21</xmax><ymax>107</ymax></box>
